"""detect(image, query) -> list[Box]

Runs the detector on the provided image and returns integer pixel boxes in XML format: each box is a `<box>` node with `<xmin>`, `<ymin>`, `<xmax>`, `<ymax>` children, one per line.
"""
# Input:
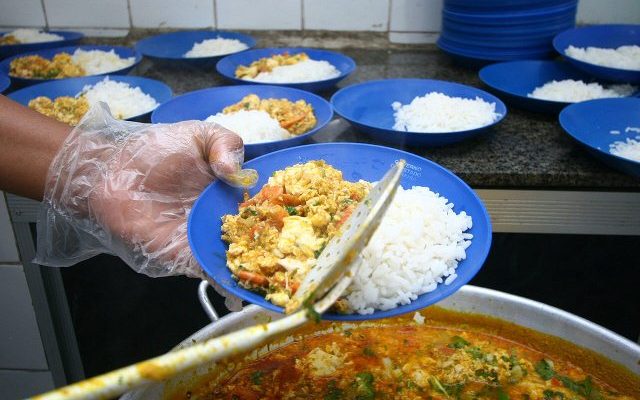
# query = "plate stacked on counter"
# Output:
<box><xmin>438</xmin><ymin>0</ymin><xmax>577</xmax><ymax>66</ymax></box>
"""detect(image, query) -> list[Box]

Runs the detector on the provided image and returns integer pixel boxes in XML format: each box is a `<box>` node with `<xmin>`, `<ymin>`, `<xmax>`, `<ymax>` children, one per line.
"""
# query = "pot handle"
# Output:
<box><xmin>198</xmin><ymin>280</ymin><xmax>220</xmax><ymax>322</ymax></box>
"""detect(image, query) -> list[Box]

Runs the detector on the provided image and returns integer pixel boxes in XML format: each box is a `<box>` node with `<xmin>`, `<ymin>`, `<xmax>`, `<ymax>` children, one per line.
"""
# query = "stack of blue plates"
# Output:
<box><xmin>438</xmin><ymin>0</ymin><xmax>577</xmax><ymax>66</ymax></box>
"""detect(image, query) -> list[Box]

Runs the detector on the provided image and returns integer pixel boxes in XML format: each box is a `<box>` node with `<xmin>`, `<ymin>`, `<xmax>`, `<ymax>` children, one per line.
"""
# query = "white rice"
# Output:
<box><xmin>184</xmin><ymin>37</ymin><xmax>248</xmax><ymax>58</ymax></box>
<box><xmin>345</xmin><ymin>185</ymin><xmax>473</xmax><ymax>314</ymax></box>
<box><xmin>80</xmin><ymin>77</ymin><xmax>158</xmax><ymax>119</ymax></box>
<box><xmin>392</xmin><ymin>92</ymin><xmax>500</xmax><ymax>133</ymax></box>
<box><xmin>71</xmin><ymin>49</ymin><xmax>135</xmax><ymax>75</ymax></box>
<box><xmin>610</xmin><ymin>136</ymin><xmax>640</xmax><ymax>162</ymax></box>
<box><xmin>205</xmin><ymin>110</ymin><xmax>290</xmax><ymax>144</ymax></box>
<box><xmin>565</xmin><ymin>45</ymin><xmax>640</xmax><ymax>71</ymax></box>
<box><xmin>2</xmin><ymin>28</ymin><xmax>63</xmax><ymax>44</ymax></box>
<box><xmin>528</xmin><ymin>79</ymin><xmax>636</xmax><ymax>102</ymax></box>
<box><xmin>248</xmin><ymin>59</ymin><xmax>340</xmax><ymax>83</ymax></box>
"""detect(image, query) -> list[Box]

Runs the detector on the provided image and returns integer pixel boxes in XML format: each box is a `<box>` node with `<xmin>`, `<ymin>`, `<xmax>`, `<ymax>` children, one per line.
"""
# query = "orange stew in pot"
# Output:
<box><xmin>169</xmin><ymin>308</ymin><xmax>640</xmax><ymax>400</ymax></box>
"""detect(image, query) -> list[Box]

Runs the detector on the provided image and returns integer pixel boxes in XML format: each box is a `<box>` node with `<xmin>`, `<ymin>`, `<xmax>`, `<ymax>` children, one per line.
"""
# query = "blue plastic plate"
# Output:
<box><xmin>8</xmin><ymin>75</ymin><xmax>172</xmax><ymax>122</ymax></box>
<box><xmin>331</xmin><ymin>79</ymin><xmax>507</xmax><ymax>146</ymax></box>
<box><xmin>151</xmin><ymin>85</ymin><xmax>333</xmax><ymax>159</ymax></box>
<box><xmin>135</xmin><ymin>31</ymin><xmax>255</xmax><ymax>67</ymax></box>
<box><xmin>559</xmin><ymin>98</ymin><xmax>640</xmax><ymax>177</ymax></box>
<box><xmin>0</xmin><ymin>30</ymin><xmax>83</xmax><ymax>59</ymax></box>
<box><xmin>216</xmin><ymin>47</ymin><xmax>355</xmax><ymax>92</ymax></box>
<box><xmin>553</xmin><ymin>24</ymin><xmax>640</xmax><ymax>84</ymax></box>
<box><xmin>188</xmin><ymin>143</ymin><xmax>492</xmax><ymax>320</ymax></box>
<box><xmin>0</xmin><ymin>45</ymin><xmax>142</xmax><ymax>87</ymax></box>
<box><xmin>443</xmin><ymin>1</ymin><xmax>576</xmax><ymax>25</ymax></box>
<box><xmin>437</xmin><ymin>38</ymin><xmax>556</xmax><ymax>66</ymax></box>
<box><xmin>478</xmin><ymin>60</ymin><xmax>628</xmax><ymax>113</ymax></box>
<box><xmin>445</xmin><ymin>0</ymin><xmax>575</xmax><ymax>11</ymax></box>
<box><xmin>0</xmin><ymin>72</ymin><xmax>8</xmax><ymax>93</ymax></box>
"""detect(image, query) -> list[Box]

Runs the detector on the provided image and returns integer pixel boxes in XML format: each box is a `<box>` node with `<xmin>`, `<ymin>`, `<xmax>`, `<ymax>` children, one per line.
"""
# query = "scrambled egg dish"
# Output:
<box><xmin>221</xmin><ymin>161</ymin><xmax>370</xmax><ymax>308</ymax></box>
<box><xmin>235</xmin><ymin>52</ymin><xmax>309</xmax><ymax>80</ymax></box>
<box><xmin>9</xmin><ymin>53</ymin><xmax>85</xmax><ymax>79</ymax></box>
<box><xmin>28</xmin><ymin>96</ymin><xmax>89</xmax><ymax>126</ymax></box>
<box><xmin>224</xmin><ymin>94</ymin><xmax>316</xmax><ymax>135</ymax></box>
<box><xmin>0</xmin><ymin>35</ymin><xmax>19</xmax><ymax>45</ymax></box>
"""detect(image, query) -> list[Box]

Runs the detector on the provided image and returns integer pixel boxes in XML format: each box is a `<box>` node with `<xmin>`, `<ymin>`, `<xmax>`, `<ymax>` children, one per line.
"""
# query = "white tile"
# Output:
<box><xmin>0</xmin><ymin>0</ymin><xmax>46</xmax><ymax>27</ymax></box>
<box><xmin>389</xmin><ymin>31</ymin><xmax>438</xmax><ymax>44</ymax></box>
<box><xmin>0</xmin><ymin>370</ymin><xmax>55</xmax><ymax>399</ymax></box>
<box><xmin>44</xmin><ymin>0</ymin><xmax>130</xmax><ymax>28</ymax></box>
<box><xmin>390</xmin><ymin>0</ymin><xmax>441</xmax><ymax>32</ymax></box>
<box><xmin>217</xmin><ymin>0</ymin><xmax>301</xmax><ymax>30</ymax></box>
<box><xmin>577</xmin><ymin>0</ymin><xmax>640</xmax><ymax>24</ymax></box>
<box><xmin>0</xmin><ymin>264</ymin><xmax>49</xmax><ymax>370</ymax></box>
<box><xmin>131</xmin><ymin>0</ymin><xmax>214</xmax><ymax>28</ymax></box>
<box><xmin>0</xmin><ymin>192</ymin><xmax>19</xmax><ymax>263</ymax></box>
<box><xmin>303</xmin><ymin>0</ymin><xmax>389</xmax><ymax>31</ymax></box>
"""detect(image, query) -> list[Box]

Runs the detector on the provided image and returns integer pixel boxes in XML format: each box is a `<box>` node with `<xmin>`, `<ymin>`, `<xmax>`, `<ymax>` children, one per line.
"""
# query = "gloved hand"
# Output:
<box><xmin>35</xmin><ymin>103</ymin><xmax>257</xmax><ymax>303</ymax></box>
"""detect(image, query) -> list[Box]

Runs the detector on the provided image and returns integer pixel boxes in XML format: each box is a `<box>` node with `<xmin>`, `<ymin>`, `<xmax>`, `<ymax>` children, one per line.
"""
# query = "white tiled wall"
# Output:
<box><xmin>130</xmin><ymin>0</ymin><xmax>215</xmax><ymax>28</ymax></box>
<box><xmin>43</xmin><ymin>0</ymin><xmax>130</xmax><ymax>29</ymax></box>
<box><xmin>0</xmin><ymin>0</ymin><xmax>639</xmax><ymax>41</ymax></box>
<box><xmin>304</xmin><ymin>0</ymin><xmax>389</xmax><ymax>31</ymax></box>
<box><xmin>217</xmin><ymin>0</ymin><xmax>302</xmax><ymax>30</ymax></box>
<box><xmin>0</xmin><ymin>0</ymin><xmax>46</xmax><ymax>27</ymax></box>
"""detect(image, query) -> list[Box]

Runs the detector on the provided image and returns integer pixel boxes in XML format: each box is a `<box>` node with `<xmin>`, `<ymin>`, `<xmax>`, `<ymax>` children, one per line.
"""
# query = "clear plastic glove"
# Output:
<box><xmin>35</xmin><ymin>103</ymin><xmax>257</xmax><ymax>308</ymax></box>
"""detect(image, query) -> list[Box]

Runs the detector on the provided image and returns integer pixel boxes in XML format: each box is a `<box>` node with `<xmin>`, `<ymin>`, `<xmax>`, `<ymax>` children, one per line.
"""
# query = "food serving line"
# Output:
<box><xmin>2</xmin><ymin>29</ymin><xmax>640</xmax><ymax>395</ymax></box>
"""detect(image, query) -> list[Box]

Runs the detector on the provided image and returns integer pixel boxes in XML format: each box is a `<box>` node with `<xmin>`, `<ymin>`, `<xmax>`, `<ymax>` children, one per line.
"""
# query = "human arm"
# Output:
<box><xmin>0</xmin><ymin>95</ymin><xmax>71</xmax><ymax>200</ymax></box>
<box><xmin>0</xmin><ymin>97</ymin><xmax>256</xmax><ymax>285</ymax></box>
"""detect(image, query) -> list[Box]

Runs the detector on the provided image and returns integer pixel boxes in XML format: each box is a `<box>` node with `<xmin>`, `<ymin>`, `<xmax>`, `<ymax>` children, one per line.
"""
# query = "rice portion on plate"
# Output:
<box><xmin>184</xmin><ymin>37</ymin><xmax>248</xmax><ymax>58</ymax></box>
<box><xmin>1</xmin><ymin>29</ymin><xmax>63</xmax><ymax>45</ymax></box>
<box><xmin>81</xmin><ymin>77</ymin><xmax>158</xmax><ymax>119</ymax></box>
<box><xmin>206</xmin><ymin>110</ymin><xmax>290</xmax><ymax>143</ymax></box>
<box><xmin>71</xmin><ymin>49</ymin><xmax>135</xmax><ymax>75</ymax></box>
<box><xmin>528</xmin><ymin>79</ymin><xmax>636</xmax><ymax>102</ymax></box>
<box><xmin>345</xmin><ymin>185</ymin><xmax>473</xmax><ymax>314</ymax></box>
<box><xmin>610</xmin><ymin>136</ymin><xmax>640</xmax><ymax>162</ymax></box>
<box><xmin>565</xmin><ymin>45</ymin><xmax>640</xmax><ymax>71</ymax></box>
<box><xmin>392</xmin><ymin>92</ymin><xmax>500</xmax><ymax>133</ymax></box>
<box><xmin>250</xmin><ymin>59</ymin><xmax>340</xmax><ymax>83</ymax></box>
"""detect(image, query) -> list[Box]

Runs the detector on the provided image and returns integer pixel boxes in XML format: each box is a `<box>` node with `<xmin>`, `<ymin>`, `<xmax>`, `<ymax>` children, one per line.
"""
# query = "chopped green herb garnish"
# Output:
<box><xmin>250</xmin><ymin>370</ymin><xmax>263</xmax><ymax>385</ymax></box>
<box><xmin>285</xmin><ymin>206</ymin><xmax>298</xmax><ymax>215</ymax></box>
<box><xmin>535</xmin><ymin>359</ymin><xmax>555</xmax><ymax>380</ymax></box>
<box><xmin>466</xmin><ymin>346</ymin><xmax>484</xmax><ymax>359</ymax></box>
<box><xmin>363</xmin><ymin>347</ymin><xmax>375</xmax><ymax>357</ymax></box>
<box><xmin>303</xmin><ymin>297</ymin><xmax>321</xmax><ymax>323</ymax></box>
<box><xmin>475</xmin><ymin>368</ymin><xmax>499</xmax><ymax>384</ymax></box>
<box><xmin>543</xmin><ymin>390</ymin><xmax>565</xmax><ymax>400</ymax></box>
<box><xmin>497</xmin><ymin>387</ymin><xmax>510</xmax><ymax>400</ymax></box>
<box><xmin>314</xmin><ymin>242</ymin><xmax>327</xmax><ymax>258</ymax></box>
<box><xmin>353</xmin><ymin>372</ymin><xmax>375</xmax><ymax>400</ymax></box>
<box><xmin>325</xmin><ymin>380</ymin><xmax>343</xmax><ymax>400</ymax></box>
<box><xmin>449</xmin><ymin>336</ymin><xmax>470</xmax><ymax>349</ymax></box>
<box><xmin>429</xmin><ymin>376</ymin><xmax>448</xmax><ymax>396</ymax></box>
<box><xmin>443</xmin><ymin>383</ymin><xmax>465</xmax><ymax>399</ymax></box>
<box><xmin>343</xmin><ymin>330</ymin><xmax>352</xmax><ymax>337</ymax></box>
<box><xmin>558</xmin><ymin>375</ymin><xmax>603</xmax><ymax>400</ymax></box>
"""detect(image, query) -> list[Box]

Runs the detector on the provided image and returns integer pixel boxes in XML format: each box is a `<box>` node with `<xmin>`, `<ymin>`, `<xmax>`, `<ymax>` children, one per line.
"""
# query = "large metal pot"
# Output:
<box><xmin>122</xmin><ymin>284</ymin><xmax>640</xmax><ymax>399</ymax></box>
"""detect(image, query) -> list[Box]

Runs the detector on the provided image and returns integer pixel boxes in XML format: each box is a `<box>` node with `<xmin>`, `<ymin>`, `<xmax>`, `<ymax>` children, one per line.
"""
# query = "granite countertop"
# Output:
<box><xmin>89</xmin><ymin>31</ymin><xmax>640</xmax><ymax>190</ymax></box>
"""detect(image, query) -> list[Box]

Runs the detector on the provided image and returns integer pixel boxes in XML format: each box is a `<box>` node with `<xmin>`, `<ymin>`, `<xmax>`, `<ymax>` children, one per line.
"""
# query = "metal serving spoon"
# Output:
<box><xmin>31</xmin><ymin>160</ymin><xmax>406</xmax><ymax>400</ymax></box>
